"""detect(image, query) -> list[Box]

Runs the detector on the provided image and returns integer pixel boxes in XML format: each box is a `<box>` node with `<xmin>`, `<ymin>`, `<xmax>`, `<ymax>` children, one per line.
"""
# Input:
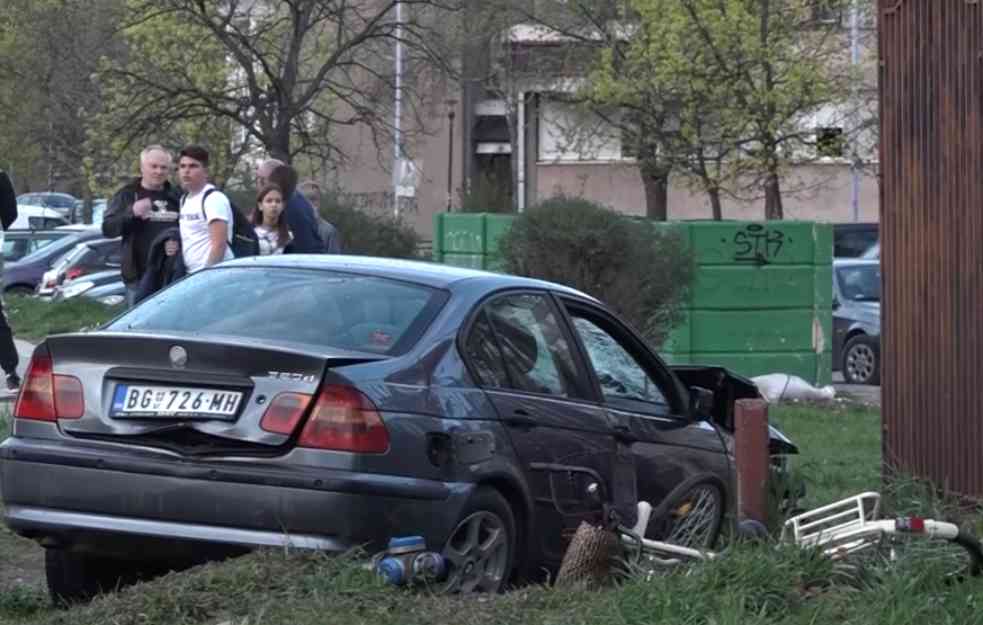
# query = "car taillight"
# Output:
<box><xmin>259</xmin><ymin>392</ymin><xmax>312</xmax><ymax>435</ymax></box>
<box><xmin>65</xmin><ymin>267</ymin><xmax>85</xmax><ymax>280</ymax></box>
<box><xmin>298</xmin><ymin>385</ymin><xmax>389</xmax><ymax>453</ymax></box>
<box><xmin>14</xmin><ymin>346</ymin><xmax>84</xmax><ymax>421</ymax></box>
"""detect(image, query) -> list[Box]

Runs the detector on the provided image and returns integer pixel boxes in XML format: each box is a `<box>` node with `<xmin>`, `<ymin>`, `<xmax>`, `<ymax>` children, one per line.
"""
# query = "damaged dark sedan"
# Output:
<box><xmin>0</xmin><ymin>256</ymin><xmax>797</xmax><ymax>600</ymax></box>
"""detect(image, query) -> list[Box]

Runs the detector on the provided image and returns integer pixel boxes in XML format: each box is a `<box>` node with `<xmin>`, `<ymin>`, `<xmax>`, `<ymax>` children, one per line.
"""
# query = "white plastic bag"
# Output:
<box><xmin>751</xmin><ymin>373</ymin><xmax>836</xmax><ymax>403</ymax></box>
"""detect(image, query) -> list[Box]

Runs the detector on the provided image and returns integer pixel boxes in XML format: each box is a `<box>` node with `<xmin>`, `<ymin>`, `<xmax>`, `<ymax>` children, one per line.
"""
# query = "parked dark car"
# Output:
<box><xmin>52</xmin><ymin>268</ymin><xmax>123</xmax><ymax>302</ymax></box>
<box><xmin>833</xmin><ymin>223</ymin><xmax>879</xmax><ymax>258</ymax></box>
<box><xmin>37</xmin><ymin>237</ymin><xmax>122</xmax><ymax>297</ymax></box>
<box><xmin>1</xmin><ymin>227</ymin><xmax>104</xmax><ymax>295</ymax></box>
<box><xmin>832</xmin><ymin>258</ymin><xmax>881</xmax><ymax>385</ymax></box>
<box><xmin>1</xmin><ymin>256</ymin><xmax>797</xmax><ymax>601</ymax></box>
<box><xmin>2</xmin><ymin>229</ymin><xmax>74</xmax><ymax>263</ymax></box>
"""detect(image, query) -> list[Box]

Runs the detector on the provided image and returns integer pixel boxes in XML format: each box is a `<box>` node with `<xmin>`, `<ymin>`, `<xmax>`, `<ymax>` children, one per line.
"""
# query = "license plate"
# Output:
<box><xmin>111</xmin><ymin>384</ymin><xmax>243</xmax><ymax>419</ymax></box>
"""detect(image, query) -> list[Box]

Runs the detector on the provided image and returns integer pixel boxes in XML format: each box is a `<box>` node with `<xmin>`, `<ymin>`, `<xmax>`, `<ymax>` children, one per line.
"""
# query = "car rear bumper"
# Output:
<box><xmin>1</xmin><ymin>435</ymin><xmax>473</xmax><ymax>558</ymax></box>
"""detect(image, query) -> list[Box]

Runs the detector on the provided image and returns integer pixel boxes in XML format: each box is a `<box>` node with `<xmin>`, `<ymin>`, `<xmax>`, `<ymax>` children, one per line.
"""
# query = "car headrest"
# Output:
<box><xmin>489</xmin><ymin>312</ymin><xmax>538</xmax><ymax>374</ymax></box>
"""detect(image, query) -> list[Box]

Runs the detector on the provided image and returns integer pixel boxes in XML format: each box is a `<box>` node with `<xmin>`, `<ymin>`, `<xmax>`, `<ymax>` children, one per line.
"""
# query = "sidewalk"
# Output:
<box><xmin>832</xmin><ymin>371</ymin><xmax>881</xmax><ymax>407</ymax></box>
<box><xmin>0</xmin><ymin>338</ymin><xmax>37</xmax><ymax>403</ymax></box>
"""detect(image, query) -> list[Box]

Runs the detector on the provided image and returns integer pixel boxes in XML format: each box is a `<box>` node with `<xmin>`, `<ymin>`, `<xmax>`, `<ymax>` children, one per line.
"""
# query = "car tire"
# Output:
<box><xmin>45</xmin><ymin>549</ymin><xmax>125</xmax><ymax>605</ymax></box>
<box><xmin>842</xmin><ymin>335</ymin><xmax>880</xmax><ymax>386</ymax></box>
<box><xmin>441</xmin><ymin>487</ymin><xmax>515</xmax><ymax>594</ymax></box>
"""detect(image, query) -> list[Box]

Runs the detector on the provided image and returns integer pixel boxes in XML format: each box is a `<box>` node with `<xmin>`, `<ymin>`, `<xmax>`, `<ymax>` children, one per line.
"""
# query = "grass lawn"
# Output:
<box><xmin>3</xmin><ymin>402</ymin><xmax>982</xmax><ymax>625</ymax></box>
<box><xmin>4</xmin><ymin>295</ymin><xmax>124</xmax><ymax>343</ymax></box>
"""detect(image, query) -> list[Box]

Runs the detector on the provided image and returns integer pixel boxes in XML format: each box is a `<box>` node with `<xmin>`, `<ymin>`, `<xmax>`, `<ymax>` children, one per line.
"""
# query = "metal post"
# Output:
<box><xmin>850</xmin><ymin>0</ymin><xmax>860</xmax><ymax>222</ymax></box>
<box><xmin>393</xmin><ymin>1</ymin><xmax>403</xmax><ymax>219</ymax></box>
<box><xmin>447</xmin><ymin>101</ymin><xmax>456</xmax><ymax>212</ymax></box>
<box><xmin>735</xmin><ymin>398</ymin><xmax>769</xmax><ymax>524</ymax></box>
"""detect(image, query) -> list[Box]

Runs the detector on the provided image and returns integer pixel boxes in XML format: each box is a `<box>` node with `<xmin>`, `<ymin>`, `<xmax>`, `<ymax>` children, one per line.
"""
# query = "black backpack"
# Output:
<box><xmin>196</xmin><ymin>188</ymin><xmax>260</xmax><ymax>258</ymax></box>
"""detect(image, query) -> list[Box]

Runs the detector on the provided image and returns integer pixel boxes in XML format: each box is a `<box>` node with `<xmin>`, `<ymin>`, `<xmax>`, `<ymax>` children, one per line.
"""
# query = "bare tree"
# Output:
<box><xmin>104</xmin><ymin>0</ymin><xmax>463</xmax><ymax>167</ymax></box>
<box><xmin>0</xmin><ymin>0</ymin><xmax>123</xmax><ymax>205</ymax></box>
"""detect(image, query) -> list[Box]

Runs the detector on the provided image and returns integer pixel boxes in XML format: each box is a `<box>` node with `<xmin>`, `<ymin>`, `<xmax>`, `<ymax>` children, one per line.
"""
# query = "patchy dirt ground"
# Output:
<box><xmin>0</xmin><ymin>504</ymin><xmax>45</xmax><ymax>591</ymax></box>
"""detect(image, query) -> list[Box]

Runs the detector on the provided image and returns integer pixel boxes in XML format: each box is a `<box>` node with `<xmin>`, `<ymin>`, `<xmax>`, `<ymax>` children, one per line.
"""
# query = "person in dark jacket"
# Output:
<box><xmin>134</xmin><ymin>227</ymin><xmax>185</xmax><ymax>304</ymax></box>
<box><xmin>255</xmin><ymin>159</ymin><xmax>324</xmax><ymax>253</ymax></box>
<box><xmin>0</xmin><ymin>170</ymin><xmax>20</xmax><ymax>389</ymax></box>
<box><xmin>299</xmin><ymin>179</ymin><xmax>342</xmax><ymax>253</ymax></box>
<box><xmin>102</xmin><ymin>145</ymin><xmax>181</xmax><ymax>307</ymax></box>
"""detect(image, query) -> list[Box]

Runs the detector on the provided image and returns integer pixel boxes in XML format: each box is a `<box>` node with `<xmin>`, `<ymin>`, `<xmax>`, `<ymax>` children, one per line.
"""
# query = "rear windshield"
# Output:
<box><xmin>107</xmin><ymin>267</ymin><xmax>447</xmax><ymax>355</ymax></box>
<box><xmin>19</xmin><ymin>233</ymin><xmax>87</xmax><ymax>265</ymax></box>
<box><xmin>53</xmin><ymin>244</ymin><xmax>91</xmax><ymax>271</ymax></box>
<box><xmin>836</xmin><ymin>265</ymin><xmax>881</xmax><ymax>302</ymax></box>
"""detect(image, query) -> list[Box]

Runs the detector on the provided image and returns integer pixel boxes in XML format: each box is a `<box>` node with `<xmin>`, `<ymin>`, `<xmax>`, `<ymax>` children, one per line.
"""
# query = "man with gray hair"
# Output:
<box><xmin>256</xmin><ymin>158</ymin><xmax>323</xmax><ymax>253</ymax></box>
<box><xmin>299</xmin><ymin>179</ymin><xmax>342</xmax><ymax>253</ymax></box>
<box><xmin>103</xmin><ymin>145</ymin><xmax>182</xmax><ymax>306</ymax></box>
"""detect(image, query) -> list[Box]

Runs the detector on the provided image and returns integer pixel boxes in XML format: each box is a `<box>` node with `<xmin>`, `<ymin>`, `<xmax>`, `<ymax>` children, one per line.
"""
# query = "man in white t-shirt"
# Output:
<box><xmin>177</xmin><ymin>145</ymin><xmax>233</xmax><ymax>273</ymax></box>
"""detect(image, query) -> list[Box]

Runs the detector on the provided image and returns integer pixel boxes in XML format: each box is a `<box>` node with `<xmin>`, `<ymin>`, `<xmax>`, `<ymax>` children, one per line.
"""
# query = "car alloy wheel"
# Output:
<box><xmin>843</xmin><ymin>335</ymin><xmax>880</xmax><ymax>385</ymax></box>
<box><xmin>441</xmin><ymin>487</ymin><xmax>514</xmax><ymax>594</ymax></box>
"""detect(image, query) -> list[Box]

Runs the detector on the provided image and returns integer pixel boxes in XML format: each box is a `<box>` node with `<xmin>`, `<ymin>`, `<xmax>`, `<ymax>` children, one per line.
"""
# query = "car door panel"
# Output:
<box><xmin>461</xmin><ymin>293</ymin><xmax>616</xmax><ymax>567</ymax></box>
<box><xmin>557</xmin><ymin>299</ymin><xmax>731</xmax><ymax>522</ymax></box>
<box><xmin>832</xmin><ymin>275</ymin><xmax>848</xmax><ymax>365</ymax></box>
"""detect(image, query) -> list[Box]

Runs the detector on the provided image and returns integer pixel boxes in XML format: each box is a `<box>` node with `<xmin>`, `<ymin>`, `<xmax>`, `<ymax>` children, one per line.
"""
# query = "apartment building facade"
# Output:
<box><xmin>325</xmin><ymin>2</ymin><xmax>880</xmax><ymax>239</ymax></box>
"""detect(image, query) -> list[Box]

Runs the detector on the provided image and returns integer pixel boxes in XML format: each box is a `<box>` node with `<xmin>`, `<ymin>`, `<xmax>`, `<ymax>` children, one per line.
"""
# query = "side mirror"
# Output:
<box><xmin>689</xmin><ymin>386</ymin><xmax>715</xmax><ymax>420</ymax></box>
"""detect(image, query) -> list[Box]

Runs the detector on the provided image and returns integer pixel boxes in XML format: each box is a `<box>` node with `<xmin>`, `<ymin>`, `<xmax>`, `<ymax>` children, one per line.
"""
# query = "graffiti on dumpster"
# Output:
<box><xmin>733</xmin><ymin>224</ymin><xmax>785</xmax><ymax>263</ymax></box>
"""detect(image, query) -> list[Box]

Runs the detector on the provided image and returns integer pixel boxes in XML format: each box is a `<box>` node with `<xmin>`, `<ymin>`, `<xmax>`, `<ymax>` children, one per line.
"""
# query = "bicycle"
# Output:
<box><xmin>533</xmin><ymin>462</ymin><xmax>983</xmax><ymax>581</ymax></box>
<box><xmin>779</xmin><ymin>490</ymin><xmax>983</xmax><ymax>579</ymax></box>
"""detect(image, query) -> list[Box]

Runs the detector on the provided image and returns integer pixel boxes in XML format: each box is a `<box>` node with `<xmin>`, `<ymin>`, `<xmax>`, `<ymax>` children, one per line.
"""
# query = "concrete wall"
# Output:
<box><xmin>535</xmin><ymin>161</ymin><xmax>881</xmax><ymax>223</ymax></box>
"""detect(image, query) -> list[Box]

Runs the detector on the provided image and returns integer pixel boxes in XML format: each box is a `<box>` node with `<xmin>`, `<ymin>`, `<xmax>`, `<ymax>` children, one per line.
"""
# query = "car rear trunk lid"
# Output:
<box><xmin>44</xmin><ymin>332</ymin><xmax>385</xmax><ymax>455</ymax></box>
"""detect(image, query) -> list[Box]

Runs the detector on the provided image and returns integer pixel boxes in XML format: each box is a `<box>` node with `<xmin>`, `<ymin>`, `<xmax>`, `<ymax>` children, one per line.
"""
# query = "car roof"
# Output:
<box><xmin>833</xmin><ymin>258</ymin><xmax>880</xmax><ymax>268</ymax></box>
<box><xmin>18</xmin><ymin>191</ymin><xmax>75</xmax><ymax>198</ymax></box>
<box><xmin>833</xmin><ymin>222</ymin><xmax>878</xmax><ymax>231</ymax></box>
<box><xmin>85</xmin><ymin>237</ymin><xmax>120</xmax><ymax>247</ymax></box>
<box><xmin>218</xmin><ymin>254</ymin><xmax>599</xmax><ymax>301</ymax></box>
<box><xmin>56</xmin><ymin>224</ymin><xmax>100</xmax><ymax>231</ymax></box>
<box><xmin>4</xmin><ymin>229</ymin><xmax>70</xmax><ymax>237</ymax></box>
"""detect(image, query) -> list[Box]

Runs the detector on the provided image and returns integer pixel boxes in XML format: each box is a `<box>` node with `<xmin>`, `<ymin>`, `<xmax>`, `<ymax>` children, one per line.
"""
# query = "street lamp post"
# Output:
<box><xmin>446</xmin><ymin>99</ymin><xmax>457</xmax><ymax>212</ymax></box>
<box><xmin>849</xmin><ymin>0</ymin><xmax>860</xmax><ymax>223</ymax></box>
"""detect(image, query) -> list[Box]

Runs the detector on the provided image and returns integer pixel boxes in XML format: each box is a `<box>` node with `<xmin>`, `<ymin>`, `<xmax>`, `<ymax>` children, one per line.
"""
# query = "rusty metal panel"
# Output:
<box><xmin>878</xmin><ymin>0</ymin><xmax>983</xmax><ymax>496</ymax></box>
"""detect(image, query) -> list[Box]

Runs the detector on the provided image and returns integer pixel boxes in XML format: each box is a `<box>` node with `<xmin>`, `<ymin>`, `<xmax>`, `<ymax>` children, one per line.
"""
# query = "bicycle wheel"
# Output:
<box><xmin>646</xmin><ymin>475</ymin><xmax>726</xmax><ymax>550</ymax></box>
<box><xmin>880</xmin><ymin>526</ymin><xmax>983</xmax><ymax>582</ymax></box>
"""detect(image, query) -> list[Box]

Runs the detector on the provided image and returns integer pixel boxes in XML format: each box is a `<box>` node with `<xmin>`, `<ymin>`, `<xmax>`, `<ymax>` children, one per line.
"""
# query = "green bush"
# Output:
<box><xmin>497</xmin><ymin>195</ymin><xmax>695</xmax><ymax>346</ymax></box>
<box><xmin>319</xmin><ymin>195</ymin><xmax>421</xmax><ymax>259</ymax></box>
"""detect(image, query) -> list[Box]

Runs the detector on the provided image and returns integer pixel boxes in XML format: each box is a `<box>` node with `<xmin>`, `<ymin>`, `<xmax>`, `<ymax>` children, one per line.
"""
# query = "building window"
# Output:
<box><xmin>620</xmin><ymin>125</ymin><xmax>638</xmax><ymax>160</ymax></box>
<box><xmin>816</xmin><ymin>127</ymin><xmax>845</xmax><ymax>158</ymax></box>
<box><xmin>812</xmin><ymin>1</ymin><xmax>842</xmax><ymax>26</ymax></box>
<box><xmin>538</xmin><ymin>96</ymin><xmax>623</xmax><ymax>162</ymax></box>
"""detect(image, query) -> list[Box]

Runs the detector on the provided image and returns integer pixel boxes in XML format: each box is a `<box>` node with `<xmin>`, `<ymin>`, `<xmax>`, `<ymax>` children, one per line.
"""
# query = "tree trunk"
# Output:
<box><xmin>641</xmin><ymin>171</ymin><xmax>669</xmax><ymax>220</ymax></box>
<box><xmin>82</xmin><ymin>185</ymin><xmax>93</xmax><ymax>225</ymax></box>
<box><xmin>764</xmin><ymin>170</ymin><xmax>783</xmax><ymax>220</ymax></box>
<box><xmin>270</xmin><ymin>120</ymin><xmax>291</xmax><ymax>163</ymax></box>
<box><xmin>708</xmin><ymin>187</ymin><xmax>722</xmax><ymax>220</ymax></box>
